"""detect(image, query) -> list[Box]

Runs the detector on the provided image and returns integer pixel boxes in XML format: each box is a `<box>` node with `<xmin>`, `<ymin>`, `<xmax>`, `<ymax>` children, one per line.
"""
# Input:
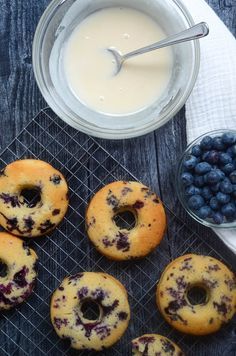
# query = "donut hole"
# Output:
<box><xmin>113</xmin><ymin>208</ymin><xmax>136</xmax><ymax>230</ymax></box>
<box><xmin>20</xmin><ymin>187</ymin><xmax>41</xmax><ymax>208</ymax></box>
<box><xmin>187</xmin><ymin>285</ymin><xmax>208</xmax><ymax>305</ymax></box>
<box><xmin>80</xmin><ymin>300</ymin><xmax>101</xmax><ymax>322</ymax></box>
<box><xmin>0</xmin><ymin>260</ymin><xmax>8</xmax><ymax>278</ymax></box>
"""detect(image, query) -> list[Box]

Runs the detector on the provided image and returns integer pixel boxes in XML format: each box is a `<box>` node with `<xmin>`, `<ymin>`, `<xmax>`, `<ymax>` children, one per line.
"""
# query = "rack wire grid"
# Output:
<box><xmin>0</xmin><ymin>108</ymin><xmax>235</xmax><ymax>356</ymax></box>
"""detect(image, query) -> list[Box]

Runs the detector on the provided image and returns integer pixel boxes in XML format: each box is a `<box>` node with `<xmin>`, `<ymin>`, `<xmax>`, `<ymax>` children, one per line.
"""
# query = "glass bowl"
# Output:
<box><xmin>33</xmin><ymin>0</ymin><xmax>200</xmax><ymax>139</ymax></box>
<box><xmin>176</xmin><ymin>130</ymin><xmax>236</xmax><ymax>228</ymax></box>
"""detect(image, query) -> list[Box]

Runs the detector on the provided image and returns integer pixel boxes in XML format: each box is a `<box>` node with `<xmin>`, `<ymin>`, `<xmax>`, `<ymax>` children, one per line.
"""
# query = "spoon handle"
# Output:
<box><xmin>123</xmin><ymin>22</ymin><xmax>209</xmax><ymax>60</ymax></box>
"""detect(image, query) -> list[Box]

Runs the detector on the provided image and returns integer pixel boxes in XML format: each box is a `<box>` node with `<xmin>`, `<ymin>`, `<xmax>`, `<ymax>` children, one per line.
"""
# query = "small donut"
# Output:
<box><xmin>132</xmin><ymin>334</ymin><xmax>184</xmax><ymax>355</ymax></box>
<box><xmin>0</xmin><ymin>159</ymin><xmax>69</xmax><ymax>237</ymax></box>
<box><xmin>86</xmin><ymin>181</ymin><xmax>166</xmax><ymax>260</ymax></box>
<box><xmin>0</xmin><ymin>232</ymin><xmax>38</xmax><ymax>310</ymax></box>
<box><xmin>156</xmin><ymin>254</ymin><xmax>236</xmax><ymax>335</ymax></box>
<box><xmin>51</xmin><ymin>272</ymin><xmax>130</xmax><ymax>351</ymax></box>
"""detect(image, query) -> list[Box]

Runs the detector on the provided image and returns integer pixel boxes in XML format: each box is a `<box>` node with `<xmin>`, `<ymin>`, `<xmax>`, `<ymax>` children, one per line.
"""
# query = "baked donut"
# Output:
<box><xmin>0</xmin><ymin>159</ymin><xmax>69</xmax><ymax>237</ymax></box>
<box><xmin>156</xmin><ymin>254</ymin><xmax>236</xmax><ymax>335</ymax></box>
<box><xmin>0</xmin><ymin>232</ymin><xmax>38</xmax><ymax>310</ymax></box>
<box><xmin>51</xmin><ymin>272</ymin><xmax>130</xmax><ymax>351</ymax></box>
<box><xmin>132</xmin><ymin>334</ymin><xmax>184</xmax><ymax>356</ymax></box>
<box><xmin>86</xmin><ymin>181</ymin><xmax>166</xmax><ymax>260</ymax></box>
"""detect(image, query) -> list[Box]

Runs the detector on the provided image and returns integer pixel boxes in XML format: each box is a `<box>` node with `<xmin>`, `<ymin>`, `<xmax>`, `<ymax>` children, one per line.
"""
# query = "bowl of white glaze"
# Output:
<box><xmin>33</xmin><ymin>0</ymin><xmax>200</xmax><ymax>139</ymax></box>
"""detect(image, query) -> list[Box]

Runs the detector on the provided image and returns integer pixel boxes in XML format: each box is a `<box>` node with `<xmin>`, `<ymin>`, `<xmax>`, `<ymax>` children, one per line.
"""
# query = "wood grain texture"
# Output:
<box><xmin>0</xmin><ymin>1</ymin><xmax>235</xmax><ymax>355</ymax></box>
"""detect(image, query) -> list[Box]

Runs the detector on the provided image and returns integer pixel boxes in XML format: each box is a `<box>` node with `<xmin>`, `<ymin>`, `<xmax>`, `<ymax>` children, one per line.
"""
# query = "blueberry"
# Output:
<box><xmin>206</xmin><ymin>170</ymin><xmax>222</xmax><ymax>184</ymax></box>
<box><xmin>195</xmin><ymin>162</ymin><xmax>212</xmax><ymax>175</ymax></box>
<box><xmin>222</xmin><ymin>132</ymin><xmax>236</xmax><ymax>146</ymax></box>
<box><xmin>181</xmin><ymin>172</ymin><xmax>194</xmax><ymax>187</ymax></box>
<box><xmin>183</xmin><ymin>155</ymin><xmax>198</xmax><ymax>170</ymax></box>
<box><xmin>220</xmin><ymin>178</ymin><xmax>233</xmax><ymax>194</ymax></box>
<box><xmin>212</xmin><ymin>136</ymin><xmax>225</xmax><ymax>151</ymax></box>
<box><xmin>229</xmin><ymin>171</ymin><xmax>236</xmax><ymax>184</ymax></box>
<box><xmin>188</xmin><ymin>195</ymin><xmax>205</xmax><ymax>210</ymax></box>
<box><xmin>185</xmin><ymin>185</ymin><xmax>201</xmax><ymax>196</ymax></box>
<box><xmin>210</xmin><ymin>197</ymin><xmax>220</xmax><ymax>210</ymax></box>
<box><xmin>221</xmin><ymin>163</ymin><xmax>235</xmax><ymax>175</ymax></box>
<box><xmin>232</xmin><ymin>185</ymin><xmax>236</xmax><ymax>198</ymax></box>
<box><xmin>219</xmin><ymin>153</ymin><xmax>233</xmax><ymax>165</ymax></box>
<box><xmin>212</xmin><ymin>212</ymin><xmax>224</xmax><ymax>225</ymax></box>
<box><xmin>191</xmin><ymin>145</ymin><xmax>202</xmax><ymax>157</ymax></box>
<box><xmin>216</xmin><ymin>192</ymin><xmax>231</xmax><ymax>204</ymax></box>
<box><xmin>226</xmin><ymin>147</ymin><xmax>234</xmax><ymax>158</ymax></box>
<box><xmin>210</xmin><ymin>182</ymin><xmax>220</xmax><ymax>192</ymax></box>
<box><xmin>197</xmin><ymin>206</ymin><xmax>212</xmax><ymax>219</ymax></box>
<box><xmin>194</xmin><ymin>175</ymin><xmax>205</xmax><ymax>187</ymax></box>
<box><xmin>200</xmin><ymin>136</ymin><xmax>213</xmax><ymax>150</ymax></box>
<box><xmin>221</xmin><ymin>203</ymin><xmax>236</xmax><ymax>218</ymax></box>
<box><xmin>231</xmin><ymin>144</ymin><xmax>236</xmax><ymax>156</ymax></box>
<box><xmin>202</xmin><ymin>150</ymin><xmax>219</xmax><ymax>164</ymax></box>
<box><xmin>201</xmin><ymin>186</ymin><xmax>213</xmax><ymax>200</ymax></box>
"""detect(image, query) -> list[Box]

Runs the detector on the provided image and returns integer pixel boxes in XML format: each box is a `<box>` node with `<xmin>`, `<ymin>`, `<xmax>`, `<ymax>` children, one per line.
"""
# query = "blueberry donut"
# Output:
<box><xmin>0</xmin><ymin>159</ymin><xmax>69</xmax><ymax>237</ymax></box>
<box><xmin>132</xmin><ymin>334</ymin><xmax>184</xmax><ymax>355</ymax></box>
<box><xmin>156</xmin><ymin>254</ymin><xmax>236</xmax><ymax>335</ymax></box>
<box><xmin>0</xmin><ymin>232</ymin><xmax>38</xmax><ymax>310</ymax></box>
<box><xmin>51</xmin><ymin>272</ymin><xmax>130</xmax><ymax>351</ymax></box>
<box><xmin>86</xmin><ymin>181</ymin><xmax>166</xmax><ymax>260</ymax></box>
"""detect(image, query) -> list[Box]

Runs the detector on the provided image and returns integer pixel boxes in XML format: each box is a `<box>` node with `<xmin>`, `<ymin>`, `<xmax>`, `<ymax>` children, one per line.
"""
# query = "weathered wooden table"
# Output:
<box><xmin>0</xmin><ymin>1</ymin><xmax>235</xmax><ymax>355</ymax></box>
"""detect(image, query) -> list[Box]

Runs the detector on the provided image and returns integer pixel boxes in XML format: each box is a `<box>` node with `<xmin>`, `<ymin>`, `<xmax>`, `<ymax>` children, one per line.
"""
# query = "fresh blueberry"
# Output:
<box><xmin>188</xmin><ymin>195</ymin><xmax>205</xmax><ymax>210</ymax></box>
<box><xmin>229</xmin><ymin>171</ymin><xmax>236</xmax><ymax>184</ymax></box>
<box><xmin>210</xmin><ymin>197</ymin><xmax>220</xmax><ymax>210</ymax></box>
<box><xmin>212</xmin><ymin>212</ymin><xmax>224</xmax><ymax>225</ymax></box>
<box><xmin>230</xmin><ymin>144</ymin><xmax>236</xmax><ymax>156</ymax></box>
<box><xmin>226</xmin><ymin>147</ymin><xmax>234</xmax><ymax>158</ymax></box>
<box><xmin>210</xmin><ymin>182</ymin><xmax>221</xmax><ymax>192</ymax></box>
<box><xmin>221</xmin><ymin>203</ymin><xmax>236</xmax><ymax>218</ymax></box>
<box><xmin>201</xmin><ymin>186</ymin><xmax>213</xmax><ymax>200</ymax></box>
<box><xmin>200</xmin><ymin>136</ymin><xmax>213</xmax><ymax>150</ymax></box>
<box><xmin>191</xmin><ymin>145</ymin><xmax>202</xmax><ymax>157</ymax></box>
<box><xmin>194</xmin><ymin>175</ymin><xmax>205</xmax><ymax>187</ymax></box>
<box><xmin>212</xmin><ymin>136</ymin><xmax>225</xmax><ymax>151</ymax></box>
<box><xmin>197</xmin><ymin>206</ymin><xmax>212</xmax><ymax>219</ymax></box>
<box><xmin>220</xmin><ymin>178</ymin><xmax>233</xmax><ymax>194</ymax></box>
<box><xmin>181</xmin><ymin>172</ymin><xmax>194</xmax><ymax>187</ymax></box>
<box><xmin>202</xmin><ymin>150</ymin><xmax>219</xmax><ymax>164</ymax></box>
<box><xmin>222</xmin><ymin>132</ymin><xmax>236</xmax><ymax>146</ymax></box>
<box><xmin>221</xmin><ymin>163</ymin><xmax>235</xmax><ymax>175</ymax></box>
<box><xmin>206</xmin><ymin>170</ymin><xmax>222</xmax><ymax>184</ymax></box>
<box><xmin>183</xmin><ymin>155</ymin><xmax>198</xmax><ymax>170</ymax></box>
<box><xmin>216</xmin><ymin>192</ymin><xmax>231</xmax><ymax>204</ymax></box>
<box><xmin>185</xmin><ymin>185</ymin><xmax>201</xmax><ymax>196</ymax></box>
<box><xmin>195</xmin><ymin>162</ymin><xmax>212</xmax><ymax>175</ymax></box>
<box><xmin>219</xmin><ymin>153</ymin><xmax>233</xmax><ymax>165</ymax></box>
<box><xmin>232</xmin><ymin>185</ymin><xmax>236</xmax><ymax>198</ymax></box>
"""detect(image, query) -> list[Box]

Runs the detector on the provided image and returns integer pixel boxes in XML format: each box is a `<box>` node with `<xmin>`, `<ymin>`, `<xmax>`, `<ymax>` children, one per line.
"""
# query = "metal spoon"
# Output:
<box><xmin>108</xmin><ymin>22</ymin><xmax>209</xmax><ymax>75</ymax></box>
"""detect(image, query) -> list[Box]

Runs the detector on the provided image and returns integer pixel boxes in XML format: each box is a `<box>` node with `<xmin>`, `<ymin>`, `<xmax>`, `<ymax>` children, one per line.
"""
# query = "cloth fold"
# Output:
<box><xmin>181</xmin><ymin>0</ymin><xmax>236</xmax><ymax>253</ymax></box>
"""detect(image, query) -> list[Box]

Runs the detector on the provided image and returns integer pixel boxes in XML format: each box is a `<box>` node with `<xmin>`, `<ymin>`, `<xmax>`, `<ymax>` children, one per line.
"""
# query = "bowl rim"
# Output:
<box><xmin>176</xmin><ymin>129</ymin><xmax>236</xmax><ymax>229</ymax></box>
<box><xmin>32</xmin><ymin>0</ymin><xmax>201</xmax><ymax>139</ymax></box>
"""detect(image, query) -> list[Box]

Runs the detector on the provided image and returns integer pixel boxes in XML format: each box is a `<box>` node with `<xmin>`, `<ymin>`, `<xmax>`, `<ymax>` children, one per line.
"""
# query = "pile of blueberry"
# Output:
<box><xmin>180</xmin><ymin>132</ymin><xmax>236</xmax><ymax>225</ymax></box>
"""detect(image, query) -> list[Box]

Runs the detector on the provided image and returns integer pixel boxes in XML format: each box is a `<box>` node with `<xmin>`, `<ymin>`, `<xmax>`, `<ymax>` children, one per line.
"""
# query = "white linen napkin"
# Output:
<box><xmin>181</xmin><ymin>0</ymin><xmax>236</xmax><ymax>253</ymax></box>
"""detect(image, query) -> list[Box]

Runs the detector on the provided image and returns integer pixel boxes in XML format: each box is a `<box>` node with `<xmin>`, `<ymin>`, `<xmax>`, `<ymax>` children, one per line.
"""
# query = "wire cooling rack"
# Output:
<box><xmin>0</xmin><ymin>108</ymin><xmax>235</xmax><ymax>356</ymax></box>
